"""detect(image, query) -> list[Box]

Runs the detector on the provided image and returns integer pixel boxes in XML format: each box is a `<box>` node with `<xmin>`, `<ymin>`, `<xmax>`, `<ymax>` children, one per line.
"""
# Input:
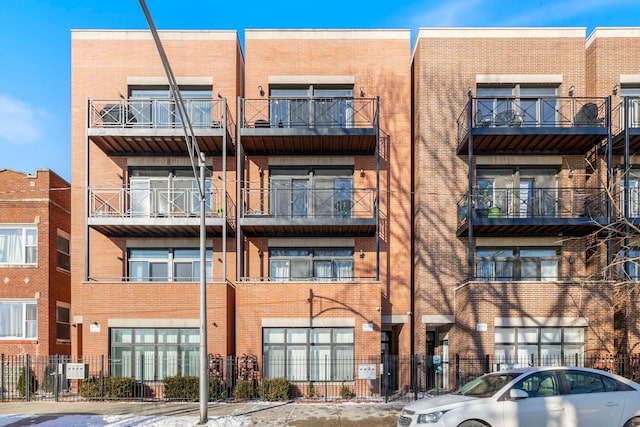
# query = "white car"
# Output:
<box><xmin>397</xmin><ymin>366</ymin><xmax>640</xmax><ymax>427</ymax></box>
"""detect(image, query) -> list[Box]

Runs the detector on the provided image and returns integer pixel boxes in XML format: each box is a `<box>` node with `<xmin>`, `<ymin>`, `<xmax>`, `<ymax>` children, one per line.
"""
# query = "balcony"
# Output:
<box><xmin>456</xmin><ymin>97</ymin><xmax>609</xmax><ymax>155</ymax></box>
<box><xmin>240</xmin><ymin>187</ymin><xmax>377</xmax><ymax>236</ymax></box>
<box><xmin>239</xmin><ymin>97</ymin><xmax>379</xmax><ymax>155</ymax></box>
<box><xmin>612</xmin><ymin>97</ymin><xmax>640</xmax><ymax>154</ymax></box>
<box><xmin>87</xmin><ymin>98</ymin><xmax>235</xmax><ymax>155</ymax></box>
<box><xmin>88</xmin><ymin>186</ymin><xmax>236</xmax><ymax>237</ymax></box>
<box><xmin>456</xmin><ymin>187</ymin><xmax>605</xmax><ymax>237</ymax></box>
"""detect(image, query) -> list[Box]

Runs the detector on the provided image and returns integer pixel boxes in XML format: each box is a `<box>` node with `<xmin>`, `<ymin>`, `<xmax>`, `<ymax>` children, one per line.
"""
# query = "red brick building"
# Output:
<box><xmin>412</xmin><ymin>27</ymin><xmax>640</xmax><ymax>386</ymax></box>
<box><xmin>0</xmin><ymin>169</ymin><xmax>71</xmax><ymax>356</ymax></box>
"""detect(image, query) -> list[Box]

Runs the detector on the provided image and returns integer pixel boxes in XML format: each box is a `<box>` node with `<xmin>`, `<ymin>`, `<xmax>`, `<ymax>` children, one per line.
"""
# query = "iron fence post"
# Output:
<box><xmin>25</xmin><ymin>354</ymin><xmax>30</xmax><ymax>402</ymax></box>
<box><xmin>484</xmin><ymin>354</ymin><xmax>490</xmax><ymax>374</ymax></box>
<box><xmin>100</xmin><ymin>354</ymin><xmax>104</xmax><ymax>401</ymax></box>
<box><xmin>54</xmin><ymin>354</ymin><xmax>59</xmax><ymax>402</ymax></box>
<box><xmin>324</xmin><ymin>354</ymin><xmax>328</xmax><ymax>402</ymax></box>
<box><xmin>455</xmin><ymin>354</ymin><xmax>460</xmax><ymax>389</ymax></box>
<box><xmin>1</xmin><ymin>353</ymin><xmax>4</xmax><ymax>402</ymax></box>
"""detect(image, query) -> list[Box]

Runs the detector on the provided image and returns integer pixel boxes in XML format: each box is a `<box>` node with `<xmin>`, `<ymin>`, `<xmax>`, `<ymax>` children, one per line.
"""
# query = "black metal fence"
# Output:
<box><xmin>2</xmin><ymin>352</ymin><xmax>639</xmax><ymax>403</ymax></box>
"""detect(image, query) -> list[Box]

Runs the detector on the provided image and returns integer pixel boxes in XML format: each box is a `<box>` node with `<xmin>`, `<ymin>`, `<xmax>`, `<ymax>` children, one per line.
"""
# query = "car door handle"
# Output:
<box><xmin>605</xmin><ymin>402</ymin><xmax>620</xmax><ymax>407</ymax></box>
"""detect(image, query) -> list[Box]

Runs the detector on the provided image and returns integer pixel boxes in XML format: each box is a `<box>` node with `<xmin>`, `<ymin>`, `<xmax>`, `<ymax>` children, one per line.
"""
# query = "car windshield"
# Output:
<box><xmin>452</xmin><ymin>373</ymin><xmax>520</xmax><ymax>398</ymax></box>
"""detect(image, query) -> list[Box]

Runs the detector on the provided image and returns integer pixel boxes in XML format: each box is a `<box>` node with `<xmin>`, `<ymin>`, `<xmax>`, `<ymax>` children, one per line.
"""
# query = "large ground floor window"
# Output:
<box><xmin>263</xmin><ymin>327</ymin><xmax>354</xmax><ymax>381</ymax></box>
<box><xmin>110</xmin><ymin>328</ymin><xmax>199</xmax><ymax>380</ymax></box>
<box><xmin>495</xmin><ymin>326</ymin><xmax>584</xmax><ymax>367</ymax></box>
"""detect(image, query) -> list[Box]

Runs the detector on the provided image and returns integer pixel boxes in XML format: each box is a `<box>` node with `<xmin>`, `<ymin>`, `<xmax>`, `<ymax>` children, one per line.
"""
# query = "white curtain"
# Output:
<box><xmin>0</xmin><ymin>229</ymin><xmax>23</xmax><ymax>263</ymax></box>
<box><xmin>0</xmin><ymin>303</ymin><xmax>23</xmax><ymax>337</ymax></box>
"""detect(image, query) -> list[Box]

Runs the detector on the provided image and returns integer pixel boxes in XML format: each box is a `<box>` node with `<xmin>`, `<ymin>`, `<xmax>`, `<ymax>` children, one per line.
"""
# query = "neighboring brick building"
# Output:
<box><xmin>70</xmin><ymin>27</ymin><xmax>412</xmax><ymax>392</ymax></box>
<box><xmin>69</xmin><ymin>24</ymin><xmax>640</xmax><ymax>394</ymax></box>
<box><xmin>0</xmin><ymin>169</ymin><xmax>71</xmax><ymax>356</ymax></box>
<box><xmin>412</xmin><ymin>27</ymin><xmax>640</xmax><ymax>386</ymax></box>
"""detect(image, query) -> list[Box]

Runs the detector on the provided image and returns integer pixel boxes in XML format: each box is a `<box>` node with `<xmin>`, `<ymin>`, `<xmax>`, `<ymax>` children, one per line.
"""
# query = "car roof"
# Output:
<box><xmin>490</xmin><ymin>366</ymin><xmax>640</xmax><ymax>386</ymax></box>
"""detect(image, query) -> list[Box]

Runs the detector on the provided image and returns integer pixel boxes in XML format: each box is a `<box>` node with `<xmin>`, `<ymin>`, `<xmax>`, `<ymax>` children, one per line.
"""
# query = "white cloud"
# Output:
<box><xmin>0</xmin><ymin>94</ymin><xmax>49</xmax><ymax>145</ymax></box>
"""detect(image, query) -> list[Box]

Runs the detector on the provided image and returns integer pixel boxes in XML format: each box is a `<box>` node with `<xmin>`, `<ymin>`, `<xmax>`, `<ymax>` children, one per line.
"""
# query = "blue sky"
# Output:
<box><xmin>1</xmin><ymin>0</ymin><xmax>639</xmax><ymax>182</ymax></box>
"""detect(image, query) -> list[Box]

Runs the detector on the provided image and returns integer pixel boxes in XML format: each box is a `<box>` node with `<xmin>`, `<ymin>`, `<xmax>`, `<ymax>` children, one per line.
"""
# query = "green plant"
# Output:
<box><xmin>260</xmin><ymin>377</ymin><xmax>290</xmax><ymax>401</ymax></box>
<box><xmin>339</xmin><ymin>384</ymin><xmax>352</xmax><ymax>399</ymax></box>
<box><xmin>17</xmin><ymin>368</ymin><xmax>38</xmax><ymax>397</ymax></box>
<box><xmin>233</xmin><ymin>380</ymin><xmax>255</xmax><ymax>400</ymax></box>
<box><xmin>305</xmin><ymin>382</ymin><xmax>316</xmax><ymax>399</ymax></box>
<box><xmin>163</xmin><ymin>376</ymin><xmax>226</xmax><ymax>401</ymax></box>
<box><xmin>79</xmin><ymin>376</ymin><xmax>140</xmax><ymax>399</ymax></box>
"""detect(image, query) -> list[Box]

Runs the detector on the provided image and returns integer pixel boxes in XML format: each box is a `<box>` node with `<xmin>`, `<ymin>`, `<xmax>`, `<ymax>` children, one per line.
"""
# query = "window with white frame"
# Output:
<box><xmin>621</xmin><ymin>248</ymin><xmax>640</xmax><ymax>281</ymax></box>
<box><xmin>263</xmin><ymin>327</ymin><xmax>354</xmax><ymax>381</ymax></box>
<box><xmin>476</xmin><ymin>85</ymin><xmax>558</xmax><ymax>127</ymax></box>
<box><xmin>0</xmin><ymin>300</ymin><xmax>37</xmax><ymax>339</ymax></box>
<box><xmin>128</xmin><ymin>248</ymin><xmax>213</xmax><ymax>282</ymax></box>
<box><xmin>269</xmin><ymin>167</ymin><xmax>353</xmax><ymax>219</ymax></box>
<box><xmin>476</xmin><ymin>247</ymin><xmax>559</xmax><ymax>281</ymax></box>
<box><xmin>269</xmin><ymin>85</ymin><xmax>354</xmax><ymax>128</ymax></box>
<box><xmin>128</xmin><ymin>86</ymin><xmax>213</xmax><ymax>128</ymax></box>
<box><xmin>129</xmin><ymin>168</ymin><xmax>214</xmax><ymax>218</ymax></box>
<box><xmin>0</xmin><ymin>225</ymin><xmax>37</xmax><ymax>265</ymax></box>
<box><xmin>110</xmin><ymin>328</ymin><xmax>200</xmax><ymax>380</ymax></box>
<box><xmin>56</xmin><ymin>304</ymin><xmax>71</xmax><ymax>341</ymax></box>
<box><xmin>269</xmin><ymin>247</ymin><xmax>354</xmax><ymax>281</ymax></box>
<box><xmin>495</xmin><ymin>326</ymin><xmax>584</xmax><ymax>367</ymax></box>
<box><xmin>57</xmin><ymin>231</ymin><xmax>70</xmax><ymax>271</ymax></box>
<box><xmin>620</xmin><ymin>169</ymin><xmax>640</xmax><ymax>218</ymax></box>
<box><xmin>620</xmin><ymin>86</ymin><xmax>640</xmax><ymax>129</ymax></box>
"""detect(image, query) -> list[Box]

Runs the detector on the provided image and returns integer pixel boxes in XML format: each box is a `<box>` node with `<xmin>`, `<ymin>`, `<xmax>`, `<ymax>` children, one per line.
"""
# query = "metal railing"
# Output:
<box><xmin>611</xmin><ymin>96</ymin><xmax>640</xmax><ymax>135</ymax></box>
<box><xmin>89</xmin><ymin>186</ymin><xmax>235</xmax><ymax>220</ymax></box>
<box><xmin>240</xmin><ymin>97</ymin><xmax>378</xmax><ymax>129</ymax></box>
<box><xmin>4</xmin><ymin>352</ymin><xmax>639</xmax><ymax>402</ymax></box>
<box><xmin>241</xmin><ymin>187</ymin><xmax>377</xmax><ymax>219</ymax></box>
<box><xmin>457</xmin><ymin>96</ymin><xmax>609</xmax><ymax>146</ymax></box>
<box><xmin>88</xmin><ymin>98</ymin><xmax>235</xmax><ymax>136</ymax></box>
<box><xmin>457</xmin><ymin>187</ymin><xmax>605</xmax><ymax>228</ymax></box>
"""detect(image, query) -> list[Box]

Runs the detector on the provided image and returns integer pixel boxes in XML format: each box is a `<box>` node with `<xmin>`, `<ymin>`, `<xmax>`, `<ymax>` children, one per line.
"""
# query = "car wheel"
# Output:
<box><xmin>459</xmin><ymin>421</ymin><xmax>490</xmax><ymax>427</ymax></box>
<box><xmin>624</xmin><ymin>418</ymin><xmax>640</xmax><ymax>427</ymax></box>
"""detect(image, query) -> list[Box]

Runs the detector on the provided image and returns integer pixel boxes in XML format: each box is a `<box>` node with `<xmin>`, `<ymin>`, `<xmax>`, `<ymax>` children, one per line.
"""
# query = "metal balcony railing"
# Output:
<box><xmin>457</xmin><ymin>187</ymin><xmax>604</xmax><ymax>228</ymax></box>
<box><xmin>89</xmin><ymin>186</ymin><xmax>235</xmax><ymax>220</ymax></box>
<box><xmin>241</xmin><ymin>187</ymin><xmax>377</xmax><ymax>219</ymax></box>
<box><xmin>88</xmin><ymin>98</ymin><xmax>235</xmax><ymax>136</ymax></box>
<box><xmin>240</xmin><ymin>97</ymin><xmax>378</xmax><ymax>129</ymax></box>
<box><xmin>456</xmin><ymin>96</ymin><xmax>609</xmax><ymax>145</ymax></box>
<box><xmin>611</xmin><ymin>96</ymin><xmax>640</xmax><ymax>135</ymax></box>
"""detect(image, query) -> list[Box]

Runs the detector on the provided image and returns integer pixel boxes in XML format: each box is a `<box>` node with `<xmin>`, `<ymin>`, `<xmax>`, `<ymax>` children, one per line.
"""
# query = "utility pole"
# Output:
<box><xmin>137</xmin><ymin>1</ymin><xmax>209</xmax><ymax>424</ymax></box>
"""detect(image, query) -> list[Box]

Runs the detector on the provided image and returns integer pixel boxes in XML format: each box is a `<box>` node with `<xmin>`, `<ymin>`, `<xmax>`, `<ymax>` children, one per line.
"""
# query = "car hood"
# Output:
<box><xmin>403</xmin><ymin>394</ymin><xmax>482</xmax><ymax>412</ymax></box>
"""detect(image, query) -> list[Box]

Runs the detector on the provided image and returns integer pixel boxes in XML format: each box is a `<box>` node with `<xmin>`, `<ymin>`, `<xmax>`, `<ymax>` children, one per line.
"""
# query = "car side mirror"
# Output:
<box><xmin>510</xmin><ymin>389</ymin><xmax>529</xmax><ymax>400</ymax></box>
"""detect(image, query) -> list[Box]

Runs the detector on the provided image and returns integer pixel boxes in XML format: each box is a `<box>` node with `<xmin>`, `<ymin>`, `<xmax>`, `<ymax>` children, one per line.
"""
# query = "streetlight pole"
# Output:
<box><xmin>138</xmin><ymin>1</ymin><xmax>209</xmax><ymax>423</ymax></box>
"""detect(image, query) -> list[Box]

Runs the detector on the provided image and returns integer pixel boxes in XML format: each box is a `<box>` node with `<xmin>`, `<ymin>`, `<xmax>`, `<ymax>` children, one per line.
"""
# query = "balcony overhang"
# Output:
<box><xmin>239</xmin><ymin>127</ymin><xmax>377</xmax><ymax>155</ymax></box>
<box><xmin>456</xmin><ymin>217</ymin><xmax>603</xmax><ymax>237</ymax></box>
<box><xmin>239</xmin><ymin>217</ymin><xmax>376</xmax><ymax>237</ymax></box>
<box><xmin>612</xmin><ymin>127</ymin><xmax>640</xmax><ymax>155</ymax></box>
<box><xmin>88</xmin><ymin>128</ymin><xmax>234</xmax><ymax>156</ymax></box>
<box><xmin>88</xmin><ymin>217</ymin><xmax>233</xmax><ymax>237</ymax></box>
<box><xmin>457</xmin><ymin>127</ymin><xmax>608</xmax><ymax>155</ymax></box>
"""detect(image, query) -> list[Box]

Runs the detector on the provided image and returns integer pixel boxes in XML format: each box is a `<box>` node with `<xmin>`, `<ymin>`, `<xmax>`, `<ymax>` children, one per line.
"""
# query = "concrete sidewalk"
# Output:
<box><xmin>0</xmin><ymin>400</ymin><xmax>404</xmax><ymax>426</ymax></box>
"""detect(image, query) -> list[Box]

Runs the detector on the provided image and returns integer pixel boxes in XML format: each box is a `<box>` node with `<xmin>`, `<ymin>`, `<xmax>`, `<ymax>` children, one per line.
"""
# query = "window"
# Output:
<box><xmin>269</xmin><ymin>247</ymin><xmax>354</xmax><ymax>281</ymax></box>
<box><xmin>128</xmin><ymin>86</ymin><xmax>213</xmax><ymax>128</ymax></box>
<box><xmin>621</xmin><ymin>248</ymin><xmax>640</xmax><ymax>281</ymax></box>
<box><xmin>476</xmin><ymin>168</ymin><xmax>558</xmax><ymax>218</ymax></box>
<box><xmin>263</xmin><ymin>327</ymin><xmax>354</xmax><ymax>381</ymax></box>
<box><xmin>476</xmin><ymin>247</ymin><xmax>559</xmax><ymax>281</ymax></box>
<box><xmin>512</xmin><ymin>371</ymin><xmax>560</xmax><ymax>397</ymax></box>
<box><xmin>0</xmin><ymin>225</ymin><xmax>37</xmax><ymax>265</ymax></box>
<box><xmin>56</xmin><ymin>304</ymin><xmax>71</xmax><ymax>341</ymax></box>
<box><xmin>57</xmin><ymin>231</ymin><xmax>70</xmax><ymax>271</ymax></box>
<box><xmin>620</xmin><ymin>86</ymin><xmax>640</xmax><ymax>129</ymax></box>
<box><xmin>128</xmin><ymin>248</ymin><xmax>213</xmax><ymax>282</ymax></box>
<box><xmin>110</xmin><ymin>328</ymin><xmax>199</xmax><ymax>380</ymax></box>
<box><xmin>565</xmin><ymin>370</ymin><xmax>634</xmax><ymax>394</ymax></box>
<box><xmin>476</xmin><ymin>85</ymin><xmax>558</xmax><ymax>127</ymax></box>
<box><xmin>129</xmin><ymin>168</ymin><xmax>214</xmax><ymax>218</ymax></box>
<box><xmin>620</xmin><ymin>169</ymin><xmax>640</xmax><ymax>217</ymax></box>
<box><xmin>0</xmin><ymin>301</ymin><xmax>37</xmax><ymax>339</ymax></box>
<box><xmin>270</xmin><ymin>86</ymin><xmax>354</xmax><ymax>128</ymax></box>
<box><xmin>495</xmin><ymin>327</ymin><xmax>584</xmax><ymax>367</ymax></box>
<box><xmin>270</xmin><ymin>167</ymin><xmax>353</xmax><ymax>218</ymax></box>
